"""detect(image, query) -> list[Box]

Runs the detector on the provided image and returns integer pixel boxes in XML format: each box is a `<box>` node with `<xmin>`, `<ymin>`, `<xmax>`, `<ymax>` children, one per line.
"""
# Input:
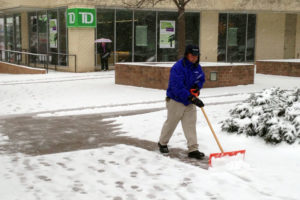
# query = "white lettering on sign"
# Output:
<box><xmin>68</xmin><ymin>12</ymin><xmax>75</xmax><ymax>24</ymax></box>
<box><xmin>79</xmin><ymin>12</ymin><xmax>94</xmax><ymax>24</ymax></box>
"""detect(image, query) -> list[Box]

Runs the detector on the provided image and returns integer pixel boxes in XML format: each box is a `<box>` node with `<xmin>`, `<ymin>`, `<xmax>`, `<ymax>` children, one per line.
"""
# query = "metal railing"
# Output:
<box><xmin>44</xmin><ymin>51</ymin><xmax>77</xmax><ymax>72</ymax></box>
<box><xmin>0</xmin><ymin>49</ymin><xmax>77</xmax><ymax>73</ymax></box>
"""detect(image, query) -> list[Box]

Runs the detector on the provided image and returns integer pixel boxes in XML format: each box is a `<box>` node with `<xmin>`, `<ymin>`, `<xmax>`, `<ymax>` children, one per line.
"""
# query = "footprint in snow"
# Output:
<box><xmin>130</xmin><ymin>171</ymin><xmax>138</xmax><ymax>178</ymax></box>
<box><xmin>109</xmin><ymin>161</ymin><xmax>120</xmax><ymax>165</ymax></box>
<box><xmin>98</xmin><ymin>159</ymin><xmax>106</xmax><ymax>164</ymax></box>
<box><xmin>115</xmin><ymin>181</ymin><xmax>124</xmax><ymax>189</ymax></box>
<box><xmin>37</xmin><ymin>175</ymin><xmax>52</xmax><ymax>182</ymax></box>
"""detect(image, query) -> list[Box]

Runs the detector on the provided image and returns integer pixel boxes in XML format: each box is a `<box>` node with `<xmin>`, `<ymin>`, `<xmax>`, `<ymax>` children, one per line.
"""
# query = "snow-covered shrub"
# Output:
<box><xmin>221</xmin><ymin>88</ymin><xmax>300</xmax><ymax>144</ymax></box>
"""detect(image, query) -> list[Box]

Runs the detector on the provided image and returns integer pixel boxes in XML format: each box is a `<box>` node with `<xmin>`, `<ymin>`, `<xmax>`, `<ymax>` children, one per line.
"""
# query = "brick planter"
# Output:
<box><xmin>0</xmin><ymin>62</ymin><xmax>46</xmax><ymax>74</ymax></box>
<box><xmin>115</xmin><ymin>62</ymin><xmax>254</xmax><ymax>89</ymax></box>
<box><xmin>256</xmin><ymin>60</ymin><xmax>300</xmax><ymax>77</ymax></box>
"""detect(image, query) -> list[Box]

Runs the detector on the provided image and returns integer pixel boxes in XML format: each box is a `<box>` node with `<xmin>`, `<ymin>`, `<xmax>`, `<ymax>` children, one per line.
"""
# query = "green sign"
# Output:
<box><xmin>228</xmin><ymin>27</ymin><xmax>238</xmax><ymax>47</ymax></box>
<box><xmin>136</xmin><ymin>25</ymin><xmax>148</xmax><ymax>47</ymax></box>
<box><xmin>67</xmin><ymin>8</ymin><xmax>96</xmax><ymax>28</ymax></box>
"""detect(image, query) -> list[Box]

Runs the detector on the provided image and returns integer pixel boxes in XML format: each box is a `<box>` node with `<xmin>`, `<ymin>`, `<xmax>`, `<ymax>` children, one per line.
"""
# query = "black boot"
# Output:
<box><xmin>158</xmin><ymin>143</ymin><xmax>169</xmax><ymax>154</ymax></box>
<box><xmin>188</xmin><ymin>150</ymin><xmax>205</xmax><ymax>160</ymax></box>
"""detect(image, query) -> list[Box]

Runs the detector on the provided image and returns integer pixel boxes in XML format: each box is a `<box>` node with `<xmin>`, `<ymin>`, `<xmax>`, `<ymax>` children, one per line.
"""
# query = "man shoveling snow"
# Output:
<box><xmin>158</xmin><ymin>45</ymin><xmax>246</xmax><ymax>165</ymax></box>
<box><xmin>158</xmin><ymin>44</ymin><xmax>206</xmax><ymax>160</ymax></box>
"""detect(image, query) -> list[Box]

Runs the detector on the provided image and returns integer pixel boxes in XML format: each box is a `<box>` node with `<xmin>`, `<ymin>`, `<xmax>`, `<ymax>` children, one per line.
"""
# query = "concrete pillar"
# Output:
<box><xmin>21</xmin><ymin>12</ymin><xmax>29</xmax><ymax>64</ymax></box>
<box><xmin>255</xmin><ymin>13</ymin><xmax>286</xmax><ymax>60</ymax></box>
<box><xmin>296</xmin><ymin>14</ymin><xmax>300</xmax><ymax>59</ymax></box>
<box><xmin>68</xmin><ymin>28</ymin><xmax>95</xmax><ymax>72</ymax></box>
<box><xmin>68</xmin><ymin>5</ymin><xmax>95</xmax><ymax>72</ymax></box>
<box><xmin>200</xmin><ymin>11</ymin><xmax>218</xmax><ymax>62</ymax></box>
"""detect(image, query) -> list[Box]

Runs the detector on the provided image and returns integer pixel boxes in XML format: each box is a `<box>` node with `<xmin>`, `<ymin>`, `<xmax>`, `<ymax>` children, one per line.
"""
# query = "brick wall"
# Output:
<box><xmin>256</xmin><ymin>61</ymin><xmax>300</xmax><ymax>77</ymax></box>
<box><xmin>115</xmin><ymin>63</ymin><xmax>254</xmax><ymax>89</ymax></box>
<box><xmin>202</xmin><ymin>65</ymin><xmax>254</xmax><ymax>88</ymax></box>
<box><xmin>0</xmin><ymin>62</ymin><xmax>46</xmax><ymax>74</ymax></box>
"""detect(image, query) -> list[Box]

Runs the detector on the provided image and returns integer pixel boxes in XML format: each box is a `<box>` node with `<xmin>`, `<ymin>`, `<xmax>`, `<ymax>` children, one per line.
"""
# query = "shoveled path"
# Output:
<box><xmin>0</xmin><ymin>98</ymin><xmax>243</xmax><ymax>169</ymax></box>
<box><xmin>0</xmin><ymin>109</ymin><xmax>214</xmax><ymax>169</ymax></box>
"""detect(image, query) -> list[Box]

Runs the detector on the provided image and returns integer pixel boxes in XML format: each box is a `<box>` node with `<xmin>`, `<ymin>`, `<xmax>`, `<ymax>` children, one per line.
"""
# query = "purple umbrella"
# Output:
<box><xmin>95</xmin><ymin>38</ymin><xmax>112</xmax><ymax>43</ymax></box>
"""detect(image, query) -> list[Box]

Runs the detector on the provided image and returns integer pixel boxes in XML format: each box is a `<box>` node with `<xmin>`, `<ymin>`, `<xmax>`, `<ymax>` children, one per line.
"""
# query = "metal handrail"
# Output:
<box><xmin>1</xmin><ymin>49</ymin><xmax>48</xmax><ymax>56</ymax></box>
<box><xmin>0</xmin><ymin>49</ymin><xmax>49</xmax><ymax>72</ymax></box>
<box><xmin>46</xmin><ymin>51</ymin><xmax>77</xmax><ymax>72</ymax></box>
<box><xmin>0</xmin><ymin>49</ymin><xmax>77</xmax><ymax>72</ymax></box>
<box><xmin>47</xmin><ymin>51</ymin><xmax>76</xmax><ymax>56</ymax></box>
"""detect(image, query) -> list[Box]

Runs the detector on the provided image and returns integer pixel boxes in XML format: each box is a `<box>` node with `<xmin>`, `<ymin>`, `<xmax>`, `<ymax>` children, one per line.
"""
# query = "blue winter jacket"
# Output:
<box><xmin>166</xmin><ymin>58</ymin><xmax>205</xmax><ymax>106</ymax></box>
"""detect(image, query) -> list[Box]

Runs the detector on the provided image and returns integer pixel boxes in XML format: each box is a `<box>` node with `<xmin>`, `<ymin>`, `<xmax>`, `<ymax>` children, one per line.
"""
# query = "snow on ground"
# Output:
<box><xmin>0</xmin><ymin>71</ymin><xmax>164</xmax><ymax>116</ymax></box>
<box><xmin>0</xmin><ymin>71</ymin><xmax>299</xmax><ymax>116</ymax></box>
<box><xmin>0</xmin><ymin>70</ymin><xmax>300</xmax><ymax>199</ymax></box>
<box><xmin>0</xmin><ymin>144</ymin><xmax>276</xmax><ymax>200</ymax></box>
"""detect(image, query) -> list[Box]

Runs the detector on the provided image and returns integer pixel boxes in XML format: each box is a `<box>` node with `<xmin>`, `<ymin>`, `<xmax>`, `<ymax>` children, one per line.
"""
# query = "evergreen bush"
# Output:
<box><xmin>221</xmin><ymin>88</ymin><xmax>300</xmax><ymax>144</ymax></box>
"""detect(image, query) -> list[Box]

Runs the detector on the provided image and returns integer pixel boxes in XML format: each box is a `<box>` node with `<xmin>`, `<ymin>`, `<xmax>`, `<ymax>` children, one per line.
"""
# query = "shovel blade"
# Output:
<box><xmin>208</xmin><ymin>150</ymin><xmax>246</xmax><ymax>167</ymax></box>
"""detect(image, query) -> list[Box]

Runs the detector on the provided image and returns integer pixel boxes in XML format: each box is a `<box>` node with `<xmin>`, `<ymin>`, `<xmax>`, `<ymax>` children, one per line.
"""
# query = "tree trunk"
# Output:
<box><xmin>177</xmin><ymin>6</ymin><xmax>185</xmax><ymax>59</ymax></box>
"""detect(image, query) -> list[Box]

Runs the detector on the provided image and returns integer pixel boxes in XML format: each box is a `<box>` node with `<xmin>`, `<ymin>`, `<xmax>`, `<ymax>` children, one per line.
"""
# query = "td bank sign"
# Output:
<box><xmin>67</xmin><ymin>8</ymin><xmax>96</xmax><ymax>28</ymax></box>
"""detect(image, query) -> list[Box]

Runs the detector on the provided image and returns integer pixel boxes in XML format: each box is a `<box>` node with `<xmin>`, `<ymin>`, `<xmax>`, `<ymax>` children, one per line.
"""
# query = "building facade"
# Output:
<box><xmin>0</xmin><ymin>0</ymin><xmax>299</xmax><ymax>72</ymax></box>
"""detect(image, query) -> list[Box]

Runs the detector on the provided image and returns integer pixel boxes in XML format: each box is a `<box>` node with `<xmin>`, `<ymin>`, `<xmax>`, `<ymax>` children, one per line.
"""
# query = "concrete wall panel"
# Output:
<box><xmin>284</xmin><ymin>14</ymin><xmax>297</xmax><ymax>59</ymax></box>
<box><xmin>200</xmin><ymin>11</ymin><xmax>218</xmax><ymax>62</ymax></box>
<box><xmin>256</xmin><ymin>13</ymin><xmax>285</xmax><ymax>60</ymax></box>
<box><xmin>296</xmin><ymin>14</ymin><xmax>300</xmax><ymax>59</ymax></box>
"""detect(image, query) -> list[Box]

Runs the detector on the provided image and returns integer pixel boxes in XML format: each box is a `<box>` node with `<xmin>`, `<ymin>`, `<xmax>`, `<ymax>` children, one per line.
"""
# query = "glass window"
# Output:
<box><xmin>96</xmin><ymin>9</ymin><xmax>115</xmax><ymax>67</ymax></box>
<box><xmin>15</xmin><ymin>15</ymin><xmax>21</xmax><ymax>51</ymax></box>
<box><xmin>218</xmin><ymin>14</ymin><xmax>227</xmax><ymax>62</ymax></box>
<box><xmin>247</xmin><ymin>14</ymin><xmax>256</xmax><ymax>62</ymax></box>
<box><xmin>28</xmin><ymin>12</ymin><xmax>38</xmax><ymax>53</ymax></box>
<box><xmin>218</xmin><ymin>13</ymin><xmax>256</xmax><ymax>62</ymax></box>
<box><xmin>0</xmin><ymin>17</ymin><xmax>5</xmax><ymax>59</ymax></box>
<box><xmin>28</xmin><ymin>9</ymin><xmax>68</xmax><ymax>66</ymax></box>
<box><xmin>116</xmin><ymin>10</ymin><xmax>133</xmax><ymax>62</ymax></box>
<box><xmin>227</xmin><ymin>14</ymin><xmax>247</xmax><ymax>62</ymax></box>
<box><xmin>95</xmin><ymin>10</ymin><xmax>200</xmax><ymax>64</ymax></box>
<box><xmin>48</xmin><ymin>9</ymin><xmax>58</xmax><ymax>65</ymax></box>
<box><xmin>185</xmin><ymin>12</ymin><xmax>200</xmax><ymax>46</ymax></box>
<box><xmin>157</xmin><ymin>11</ymin><xmax>177</xmax><ymax>62</ymax></box>
<box><xmin>38</xmin><ymin>11</ymin><xmax>47</xmax><ymax>54</ymax></box>
<box><xmin>2</xmin><ymin>15</ymin><xmax>22</xmax><ymax>62</ymax></box>
<box><xmin>5</xmin><ymin>16</ymin><xmax>14</xmax><ymax>50</ymax></box>
<box><xmin>15</xmin><ymin>15</ymin><xmax>22</xmax><ymax>63</ymax></box>
<box><xmin>134</xmin><ymin>11</ymin><xmax>156</xmax><ymax>62</ymax></box>
<box><xmin>5</xmin><ymin>16</ymin><xmax>14</xmax><ymax>62</ymax></box>
<box><xmin>157</xmin><ymin>12</ymin><xmax>199</xmax><ymax>62</ymax></box>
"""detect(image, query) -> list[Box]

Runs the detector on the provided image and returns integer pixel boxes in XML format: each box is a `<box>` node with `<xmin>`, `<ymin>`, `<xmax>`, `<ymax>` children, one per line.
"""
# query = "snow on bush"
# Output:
<box><xmin>221</xmin><ymin>88</ymin><xmax>300</xmax><ymax>144</ymax></box>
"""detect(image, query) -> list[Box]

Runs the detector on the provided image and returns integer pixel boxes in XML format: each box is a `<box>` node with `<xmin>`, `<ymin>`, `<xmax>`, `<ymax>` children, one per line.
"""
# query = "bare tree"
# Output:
<box><xmin>123</xmin><ymin>0</ymin><xmax>192</xmax><ymax>59</ymax></box>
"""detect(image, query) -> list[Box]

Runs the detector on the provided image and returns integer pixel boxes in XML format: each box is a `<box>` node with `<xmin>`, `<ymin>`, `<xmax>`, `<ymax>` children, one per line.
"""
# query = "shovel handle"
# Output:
<box><xmin>200</xmin><ymin>107</ymin><xmax>224</xmax><ymax>153</ymax></box>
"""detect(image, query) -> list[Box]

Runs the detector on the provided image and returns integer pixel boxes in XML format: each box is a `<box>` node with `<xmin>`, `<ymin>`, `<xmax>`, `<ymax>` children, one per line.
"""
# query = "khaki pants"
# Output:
<box><xmin>159</xmin><ymin>98</ymin><xmax>198</xmax><ymax>152</ymax></box>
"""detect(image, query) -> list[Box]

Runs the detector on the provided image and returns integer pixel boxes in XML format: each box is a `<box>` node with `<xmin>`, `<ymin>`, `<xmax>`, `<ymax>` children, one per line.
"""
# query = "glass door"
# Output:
<box><xmin>96</xmin><ymin>9</ymin><xmax>115</xmax><ymax>68</ymax></box>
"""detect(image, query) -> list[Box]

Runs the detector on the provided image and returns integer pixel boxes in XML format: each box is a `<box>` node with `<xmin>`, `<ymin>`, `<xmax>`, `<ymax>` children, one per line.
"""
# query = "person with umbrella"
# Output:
<box><xmin>96</xmin><ymin>38</ymin><xmax>111</xmax><ymax>71</ymax></box>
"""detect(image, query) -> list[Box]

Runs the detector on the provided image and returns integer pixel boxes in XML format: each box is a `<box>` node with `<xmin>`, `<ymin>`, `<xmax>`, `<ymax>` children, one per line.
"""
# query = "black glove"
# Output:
<box><xmin>191</xmin><ymin>84</ymin><xmax>199</xmax><ymax>91</ymax></box>
<box><xmin>188</xmin><ymin>95</ymin><xmax>204</xmax><ymax>107</ymax></box>
<box><xmin>190</xmin><ymin>84</ymin><xmax>200</xmax><ymax>97</ymax></box>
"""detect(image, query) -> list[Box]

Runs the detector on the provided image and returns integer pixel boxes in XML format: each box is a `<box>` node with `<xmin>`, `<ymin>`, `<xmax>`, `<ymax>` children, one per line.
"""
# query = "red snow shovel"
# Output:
<box><xmin>200</xmin><ymin>107</ymin><xmax>246</xmax><ymax>167</ymax></box>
